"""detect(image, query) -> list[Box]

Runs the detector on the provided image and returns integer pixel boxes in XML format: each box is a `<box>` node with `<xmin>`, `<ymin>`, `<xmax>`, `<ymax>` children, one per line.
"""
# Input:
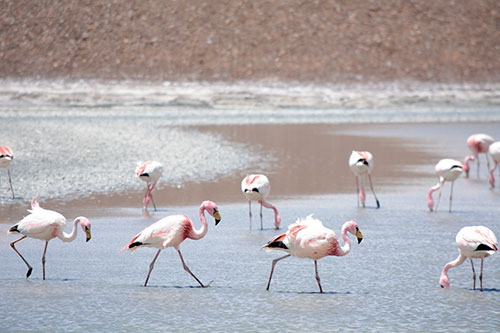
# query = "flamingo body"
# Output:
<box><xmin>488</xmin><ymin>141</ymin><xmax>500</xmax><ymax>187</ymax></box>
<box><xmin>122</xmin><ymin>200</ymin><xmax>221</xmax><ymax>287</ymax></box>
<box><xmin>0</xmin><ymin>145</ymin><xmax>15</xmax><ymax>197</ymax></box>
<box><xmin>136</xmin><ymin>161</ymin><xmax>163</xmax><ymax>211</ymax></box>
<box><xmin>463</xmin><ymin>133</ymin><xmax>495</xmax><ymax>178</ymax></box>
<box><xmin>241</xmin><ymin>174</ymin><xmax>280</xmax><ymax>229</ymax></box>
<box><xmin>428</xmin><ymin>159</ymin><xmax>463</xmax><ymax>212</ymax></box>
<box><xmin>263</xmin><ymin>215</ymin><xmax>363</xmax><ymax>292</ymax></box>
<box><xmin>348</xmin><ymin>150</ymin><xmax>380</xmax><ymax>208</ymax></box>
<box><xmin>440</xmin><ymin>226</ymin><xmax>498</xmax><ymax>291</ymax></box>
<box><xmin>8</xmin><ymin>197</ymin><xmax>91</xmax><ymax>279</ymax></box>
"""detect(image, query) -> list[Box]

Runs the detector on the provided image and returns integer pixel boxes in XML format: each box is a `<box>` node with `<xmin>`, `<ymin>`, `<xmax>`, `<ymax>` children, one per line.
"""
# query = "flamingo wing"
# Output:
<box><xmin>11</xmin><ymin>209</ymin><xmax>66</xmax><ymax>239</ymax></box>
<box><xmin>457</xmin><ymin>226</ymin><xmax>498</xmax><ymax>253</ymax></box>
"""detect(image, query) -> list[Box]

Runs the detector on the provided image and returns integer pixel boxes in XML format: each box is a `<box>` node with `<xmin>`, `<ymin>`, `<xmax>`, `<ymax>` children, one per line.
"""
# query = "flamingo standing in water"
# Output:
<box><xmin>241</xmin><ymin>174</ymin><xmax>281</xmax><ymax>230</ymax></box>
<box><xmin>488</xmin><ymin>141</ymin><xmax>500</xmax><ymax>188</ymax></box>
<box><xmin>0</xmin><ymin>146</ymin><xmax>15</xmax><ymax>198</ymax></box>
<box><xmin>463</xmin><ymin>133</ymin><xmax>495</xmax><ymax>178</ymax></box>
<box><xmin>8</xmin><ymin>197</ymin><xmax>92</xmax><ymax>279</ymax></box>
<box><xmin>121</xmin><ymin>200</ymin><xmax>221</xmax><ymax>287</ymax></box>
<box><xmin>136</xmin><ymin>161</ymin><xmax>163</xmax><ymax>211</ymax></box>
<box><xmin>349</xmin><ymin>150</ymin><xmax>380</xmax><ymax>208</ymax></box>
<box><xmin>428</xmin><ymin>159</ymin><xmax>463</xmax><ymax>212</ymax></box>
<box><xmin>263</xmin><ymin>215</ymin><xmax>363</xmax><ymax>293</ymax></box>
<box><xmin>439</xmin><ymin>226</ymin><xmax>497</xmax><ymax>291</ymax></box>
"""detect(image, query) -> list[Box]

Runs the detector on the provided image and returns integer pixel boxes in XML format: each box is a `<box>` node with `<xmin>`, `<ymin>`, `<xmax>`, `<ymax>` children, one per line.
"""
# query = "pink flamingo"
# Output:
<box><xmin>440</xmin><ymin>226</ymin><xmax>497</xmax><ymax>291</ymax></box>
<box><xmin>8</xmin><ymin>197</ymin><xmax>91</xmax><ymax>279</ymax></box>
<box><xmin>463</xmin><ymin>133</ymin><xmax>495</xmax><ymax>178</ymax></box>
<box><xmin>488</xmin><ymin>141</ymin><xmax>500</xmax><ymax>188</ymax></box>
<box><xmin>241</xmin><ymin>174</ymin><xmax>281</xmax><ymax>230</ymax></box>
<box><xmin>348</xmin><ymin>150</ymin><xmax>380</xmax><ymax>208</ymax></box>
<box><xmin>427</xmin><ymin>159</ymin><xmax>463</xmax><ymax>212</ymax></box>
<box><xmin>121</xmin><ymin>200</ymin><xmax>221</xmax><ymax>287</ymax></box>
<box><xmin>0</xmin><ymin>146</ymin><xmax>15</xmax><ymax>198</ymax></box>
<box><xmin>263</xmin><ymin>215</ymin><xmax>363</xmax><ymax>293</ymax></box>
<box><xmin>136</xmin><ymin>161</ymin><xmax>163</xmax><ymax>211</ymax></box>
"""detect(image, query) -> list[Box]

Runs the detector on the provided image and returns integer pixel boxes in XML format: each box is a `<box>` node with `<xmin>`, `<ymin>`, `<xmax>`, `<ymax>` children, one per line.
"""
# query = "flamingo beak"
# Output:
<box><xmin>85</xmin><ymin>226</ymin><xmax>92</xmax><ymax>242</ymax></box>
<box><xmin>355</xmin><ymin>228</ymin><xmax>363</xmax><ymax>244</ymax></box>
<box><xmin>213</xmin><ymin>211</ymin><xmax>221</xmax><ymax>225</ymax></box>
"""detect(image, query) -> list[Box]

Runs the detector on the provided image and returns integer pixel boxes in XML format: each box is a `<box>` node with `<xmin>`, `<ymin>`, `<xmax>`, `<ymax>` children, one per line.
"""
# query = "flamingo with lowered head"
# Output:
<box><xmin>440</xmin><ymin>226</ymin><xmax>497</xmax><ymax>291</ymax></box>
<box><xmin>121</xmin><ymin>200</ymin><xmax>221</xmax><ymax>287</ymax></box>
<box><xmin>463</xmin><ymin>133</ymin><xmax>495</xmax><ymax>178</ymax></box>
<box><xmin>349</xmin><ymin>150</ymin><xmax>380</xmax><ymax>208</ymax></box>
<box><xmin>0</xmin><ymin>145</ymin><xmax>15</xmax><ymax>198</ymax></box>
<box><xmin>241</xmin><ymin>174</ymin><xmax>280</xmax><ymax>230</ymax></box>
<box><xmin>136</xmin><ymin>161</ymin><xmax>163</xmax><ymax>211</ymax></box>
<box><xmin>428</xmin><ymin>159</ymin><xmax>463</xmax><ymax>212</ymax></box>
<box><xmin>263</xmin><ymin>215</ymin><xmax>363</xmax><ymax>293</ymax></box>
<box><xmin>8</xmin><ymin>197</ymin><xmax>91</xmax><ymax>279</ymax></box>
<box><xmin>488</xmin><ymin>141</ymin><xmax>500</xmax><ymax>188</ymax></box>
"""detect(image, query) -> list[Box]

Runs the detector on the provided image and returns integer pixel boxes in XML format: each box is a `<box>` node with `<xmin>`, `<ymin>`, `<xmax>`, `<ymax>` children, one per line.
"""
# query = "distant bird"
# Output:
<box><xmin>8</xmin><ymin>197</ymin><xmax>91</xmax><ymax>280</ymax></box>
<box><xmin>488</xmin><ymin>141</ymin><xmax>500</xmax><ymax>188</ymax></box>
<box><xmin>263</xmin><ymin>215</ymin><xmax>363</xmax><ymax>293</ymax></box>
<box><xmin>121</xmin><ymin>200</ymin><xmax>221</xmax><ymax>287</ymax></box>
<box><xmin>439</xmin><ymin>226</ymin><xmax>497</xmax><ymax>291</ymax></box>
<box><xmin>427</xmin><ymin>159</ymin><xmax>463</xmax><ymax>212</ymax></box>
<box><xmin>0</xmin><ymin>146</ymin><xmax>15</xmax><ymax>198</ymax></box>
<box><xmin>349</xmin><ymin>150</ymin><xmax>380</xmax><ymax>208</ymax></box>
<box><xmin>136</xmin><ymin>161</ymin><xmax>163</xmax><ymax>211</ymax></box>
<box><xmin>463</xmin><ymin>133</ymin><xmax>495</xmax><ymax>178</ymax></box>
<box><xmin>241</xmin><ymin>174</ymin><xmax>281</xmax><ymax>230</ymax></box>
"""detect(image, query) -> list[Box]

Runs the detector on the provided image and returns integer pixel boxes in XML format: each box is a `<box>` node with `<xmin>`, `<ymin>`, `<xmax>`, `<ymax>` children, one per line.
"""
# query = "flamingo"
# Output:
<box><xmin>136</xmin><ymin>161</ymin><xmax>163</xmax><ymax>211</ymax></box>
<box><xmin>463</xmin><ymin>133</ymin><xmax>495</xmax><ymax>178</ymax></box>
<box><xmin>263</xmin><ymin>215</ymin><xmax>363</xmax><ymax>293</ymax></box>
<box><xmin>0</xmin><ymin>145</ymin><xmax>15</xmax><ymax>198</ymax></box>
<box><xmin>241</xmin><ymin>174</ymin><xmax>281</xmax><ymax>230</ymax></box>
<box><xmin>488</xmin><ymin>141</ymin><xmax>500</xmax><ymax>188</ymax></box>
<box><xmin>427</xmin><ymin>159</ymin><xmax>463</xmax><ymax>212</ymax></box>
<box><xmin>8</xmin><ymin>197</ymin><xmax>91</xmax><ymax>279</ymax></box>
<box><xmin>121</xmin><ymin>200</ymin><xmax>221</xmax><ymax>287</ymax></box>
<box><xmin>439</xmin><ymin>226</ymin><xmax>498</xmax><ymax>291</ymax></box>
<box><xmin>348</xmin><ymin>150</ymin><xmax>380</xmax><ymax>208</ymax></box>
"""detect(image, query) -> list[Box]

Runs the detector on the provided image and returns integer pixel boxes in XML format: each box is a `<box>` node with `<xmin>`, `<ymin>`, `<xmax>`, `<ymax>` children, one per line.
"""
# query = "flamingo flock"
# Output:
<box><xmin>4</xmin><ymin>131</ymin><xmax>499</xmax><ymax>293</ymax></box>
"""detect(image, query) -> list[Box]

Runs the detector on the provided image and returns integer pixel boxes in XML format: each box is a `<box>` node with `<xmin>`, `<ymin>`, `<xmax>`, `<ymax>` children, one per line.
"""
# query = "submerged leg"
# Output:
<box><xmin>355</xmin><ymin>176</ymin><xmax>360</xmax><ymax>207</ymax></box>
<box><xmin>144</xmin><ymin>249</ymin><xmax>162</xmax><ymax>287</ymax></box>
<box><xmin>266</xmin><ymin>254</ymin><xmax>291</xmax><ymax>291</ymax></box>
<box><xmin>470</xmin><ymin>258</ymin><xmax>476</xmax><ymax>290</ymax></box>
<box><xmin>476</xmin><ymin>157</ymin><xmax>480</xmax><ymax>178</ymax></box>
<box><xmin>42</xmin><ymin>241</ymin><xmax>49</xmax><ymax>280</ymax></box>
<box><xmin>7</xmin><ymin>168</ymin><xmax>15</xmax><ymax>198</ymax></box>
<box><xmin>10</xmin><ymin>236</ymin><xmax>33</xmax><ymax>278</ymax></box>
<box><xmin>449</xmin><ymin>181</ymin><xmax>454</xmax><ymax>213</ymax></box>
<box><xmin>150</xmin><ymin>192</ymin><xmax>157</xmax><ymax>211</ymax></box>
<box><xmin>248</xmin><ymin>201</ymin><xmax>252</xmax><ymax>230</ymax></box>
<box><xmin>434</xmin><ymin>181</ymin><xmax>444</xmax><ymax>212</ymax></box>
<box><xmin>314</xmin><ymin>260</ymin><xmax>323</xmax><ymax>293</ymax></box>
<box><xmin>479</xmin><ymin>258</ymin><xmax>484</xmax><ymax>291</ymax></box>
<box><xmin>259</xmin><ymin>202</ymin><xmax>263</xmax><ymax>230</ymax></box>
<box><xmin>177</xmin><ymin>249</ymin><xmax>205</xmax><ymax>287</ymax></box>
<box><xmin>368</xmin><ymin>173</ymin><xmax>380</xmax><ymax>209</ymax></box>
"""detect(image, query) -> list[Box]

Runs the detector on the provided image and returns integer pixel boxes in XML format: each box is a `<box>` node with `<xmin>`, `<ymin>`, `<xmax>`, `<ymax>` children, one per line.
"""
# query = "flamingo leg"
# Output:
<box><xmin>259</xmin><ymin>202</ymin><xmax>263</xmax><ymax>230</ymax></box>
<box><xmin>485</xmin><ymin>154</ymin><xmax>491</xmax><ymax>178</ymax></box>
<box><xmin>144</xmin><ymin>249</ymin><xmax>162</xmax><ymax>287</ymax></box>
<box><xmin>150</xmin><ymin>192</ymin><xmax>157</xmax><ymax>211</ymax></box>
<box><xmin>355</xmin><ymin>176</ymin><xmax>360</xmax><ymax>207</ymax></box>
<box><xmin>476</xmin><ymin>156</ymin><xmax>480</xmax><ymax>178</ymax></box>
<box><xmin>177</xmin><ymin>249</ymin><xmax>205</xmax><ymax>287</ymax></box>
<box><xmin>248</xmin><ymin>201</ymin><xmax>252</xmax><ymax>230</ymax></box>
<box><xmin>449</xmin><ymin>181</ymin><xmax>454</xmax><ymax>213</ymax></box>
<box><xmin>434</xmin><ymin>181</ymin><xmax>444</xmax><ymax>212</ymax></box>
<box><xmin>314</xmin><ymin>260</ymin><xmax>323</xmax><ymax>293</ymax></box>
<box><xmin>479</xmin><ymin>258</ymin><xmax>484</xmax><ymax>291</ymax></box>
<box><xmin>10</xmin><ymin>236</ymin><xmax>33</xmax><ymax>278</ymax></box>
<box><xmin>266</xmin><ymin>254</ymin><xmax>291</xmax><ymax>291</ymax></box>
<box><xmin>470</xmin><ymin>258</ymin><xmax>476</xmax><ymax>290</ymax></box>
<box><xmin>42</xmin><ymin>241</ymin><xmax>49</xmax><ymax>280</ymax></box>
<box><xmin>143</xmin><ymin>188</ymin><xmax>149</xmax><ymax>210</ymax></box>
<box><xmin>7</xmin><ymin>168</ymin><xmax>15</xmax><ymax>198</ymax></box>
<box><xmin>368</xmin><ymin>173</ymin><xmax>380</xmax><ymax>209</ymax></box>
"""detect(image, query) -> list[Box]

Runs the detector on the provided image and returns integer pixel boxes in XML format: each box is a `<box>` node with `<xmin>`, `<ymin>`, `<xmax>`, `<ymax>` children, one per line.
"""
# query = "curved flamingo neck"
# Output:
<box><xmin>260</xmin><ymin>200</ymin><xmax>281</xmax><ymax>227</ymax></box>
<box><xmin>59</xmin><ymin>219</ymin><xmax>80</xmax><ymax>242</ymax></box>
<box><xmin>190</xmin><ymin>204</ymin><xmax>209</xmax><ymax>240</ymax></box>
<box><xmin>463</xmin><ymin>156</ymin><xmax>474</xmax><ymax>176</ymax></box>
<box><xmin>427</xmin><ymin>183</ymin><xmax>441</xmax><ymax>210</ymax></box>
<box><xmin>337</xmin><ymin>225</ymin><xmax>352</xmax><ymax>257</ymax></box>
<box><xmin>440</xmin><ymin>253</ymin><xmax>466</xmax><ymax>284</ymax></box>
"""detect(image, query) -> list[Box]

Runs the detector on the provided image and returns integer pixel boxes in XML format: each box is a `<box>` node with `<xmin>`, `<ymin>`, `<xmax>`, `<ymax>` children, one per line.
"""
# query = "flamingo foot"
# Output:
<box><xmin>26</xmin><ymin>266</ymin><xmax>33</xmax><ymax>278</ymax></box>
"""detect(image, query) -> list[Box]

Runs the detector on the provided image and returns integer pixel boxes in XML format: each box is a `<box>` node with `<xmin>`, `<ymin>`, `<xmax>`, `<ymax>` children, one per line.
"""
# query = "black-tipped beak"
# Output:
<box><xmin>85</xmin><ymin>226</ymin><xmax>91</xmax><ymax>242</ymax></box>
<box><xmin>213</xmin><ymin>211</ymin><xmax>221</xmax><ymax>226</ymax></box>
<box><xmin>356</xmin><ymin>228</ymin><xmax>363</xmax><ymax>244</ymax></box>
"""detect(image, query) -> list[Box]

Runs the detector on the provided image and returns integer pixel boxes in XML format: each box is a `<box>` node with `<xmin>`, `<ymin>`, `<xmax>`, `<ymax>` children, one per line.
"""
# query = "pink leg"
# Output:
<box><xmin>479</xmin><ymin>258</ymin><xmax>484</xmax><ymax>291</ymax></box>
<box><xmin>470</xmin><ymin>258</ymin><xmax>476</xmax><ymax>290</ymax></box>
<box><xmin>259</xmin><ymin>202</ymin><xmax>263</xmax><ymax>230</ymax></box>
<box><xmin>177</xmin><ymin>249</ymin><xmax>205</xmax><ymax>287</ymax></box>
<box><xmin>355</xmin><ymin>176</ymin><xmax>360</xmax><ymax>207</ymax></box>
<box><xmin>434</xmin><ymin>181</ymin><xmax>444</xmax><ymax>212</ymax></box>
<box><xmin>266</xmin><ymin>254</ymin><xmax>291</xmax><ymax>291</ymax></box>
<box><xmin>42</xmin><ymin>241</ymin><xmax>49</xmax><ymax>280</ymax></box>
<box><xmin>314</xmin><ymin>260</ymin><xmax>323</xmax><ymax>293</ymax></box>
<box><xmin>448</xmin><ymin>181</ymin><xmax>454</xmax><ymax>213</ymax></box>
<box><xmin>368</xmin><ymin>173</ymin><xmax>380</xmax><ymax>209</ymax></box>
<box><xmin>10</xmin><ymin>236</ymin><xmax>33</xmax><ymax>278</ymax></box>
<box><xmin>248</xmin><ymin>201</ymin><xmax>252</xmax><ymax>230</ymax></box>
<box><xmin>144</xmin><ymin>249</ymin><xmax>162</xmax><ymax>287</ymax></box>
<box><xmin>7</xmin><ymin>168</ymin><xmax>15</xmax><ymax>198</ymax></box>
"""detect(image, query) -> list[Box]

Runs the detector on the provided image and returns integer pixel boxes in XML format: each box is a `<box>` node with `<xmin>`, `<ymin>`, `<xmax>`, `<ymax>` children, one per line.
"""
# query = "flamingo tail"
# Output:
<box><xmin>262</xmin><ymin>233</ymin><xmax>288</xmax><ymax>251</ymax></box>
<box><xmin>121</xmin><ymin>233</ymin><xmax>143</xmax><ymax>252</ymax></box>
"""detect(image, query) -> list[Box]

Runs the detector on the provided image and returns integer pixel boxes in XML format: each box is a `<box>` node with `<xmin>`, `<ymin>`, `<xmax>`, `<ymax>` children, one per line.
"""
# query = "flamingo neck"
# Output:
<box><xmin>463</xmin><ymin>156</ymin><xmax>474</xmax><ymax>177</ymax></box>
<box><xmin>59</xmin><ymin>219</ymin><xmax>80</xmax><ymax>242</ymax></box>
<box><xmin>190</xmin><ymin>204</ymin><xmax>209</xmax><ymax>240</ymax></box>
<box><xmin>439</xmin><ymin>253</ymin><xmax>466</xmax><ymax>286</ymax></box>
<box><xmin>337</xmin><ymin>225</ymin><xmax>352</xmax><ymax>257</ymax></box>
<box><xmin>427</xmin><ymin>183</ymin><xmax>441</xmax><ymax>211</ymax></box>
<box><xmin>260</xmin><ymin>200</ymin><xmax>281</xmax><ymax>228</ymax></box>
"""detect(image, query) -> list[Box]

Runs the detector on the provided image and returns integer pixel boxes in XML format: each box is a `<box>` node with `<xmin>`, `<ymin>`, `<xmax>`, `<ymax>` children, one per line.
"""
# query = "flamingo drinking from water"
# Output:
<box><xmin>263</xmin><ymin>215</ymin><xmax>363</xmax><ymax>293</ymax></box>
<box><xmin>136</xmin><ymin>161</ymin><xmax>163</xmax><ymax>211</ymax></box>
<box><xmin>0</xmin><ymin>146</ymin><xmax>15</xmax><ymax>198</ymax></box>
<box><xmin>488</xmin><ymin>141</ymin><xmax>500</xmax><ymax>188</ymax></box>
<box><xmin>349</xmin><ymin>150</ymin><xmax>380</xmax><ymax>208</ymax></box>
<box><xmin>439</xmin><ymin>226</ymin><xmax>497</xmax><ymax>291</ymax></box>
<box><xmin>241</xmin><ymin>174</ymin><xmax>280</xmax><ymax>230</ymax></box>
<box><xmin>428</xmin><ymin>159</ymin><xmax>463</xmax><ymax>212</ymax></box>
<box><xmin>463</xmin><ymin>133</ymin><xmax>495</xmax><ymax>178</ymax></box>
<box><xmin>121</xmin><ymin>200</ymin><xmax>221</xmax><ymax>287</ymax></box>
<box><xmin>8</xmin><ymin>197</ymin><xmax>92</xmax><ymax>279</ymax></box>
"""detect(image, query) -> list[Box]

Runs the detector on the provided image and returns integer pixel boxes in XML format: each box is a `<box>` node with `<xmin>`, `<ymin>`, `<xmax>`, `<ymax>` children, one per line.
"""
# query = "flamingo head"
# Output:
<box><xmin>343</xmin><ymin>220</ymin><xmax>363</xmax><ymax>244</ymax></box>
<box><xmin>76</xmin><ymin>217</ymin><xmax>92</xmax><ymax>242</ymax></box>
<box><xmin>439</xmin><ymin>274</ymin><xmax>450</xmax><ymax>288</ymax></box>
<box><xmin>202</xmin><ymin>200</ymin><xmax>221</xmax><ymax>225</ymax></box>
<box><xmin>462</xmin><ymin>156</ymin><xmax>474</xmax><ymax>178</ymax></box>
